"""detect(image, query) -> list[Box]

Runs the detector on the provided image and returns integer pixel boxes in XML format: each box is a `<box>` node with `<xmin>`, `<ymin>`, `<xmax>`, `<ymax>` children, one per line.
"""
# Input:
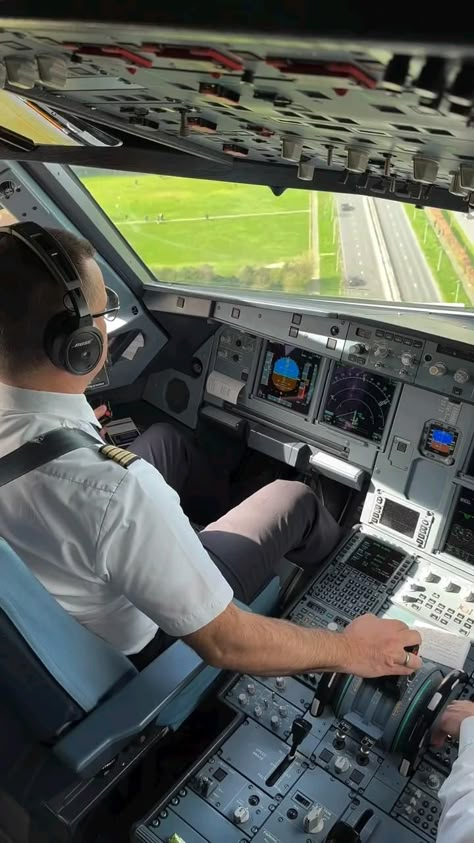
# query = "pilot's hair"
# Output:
<box><xmin>0</xmin><ymin>227</ymin><xmax>95</xmax><ymax>374</ymax></box>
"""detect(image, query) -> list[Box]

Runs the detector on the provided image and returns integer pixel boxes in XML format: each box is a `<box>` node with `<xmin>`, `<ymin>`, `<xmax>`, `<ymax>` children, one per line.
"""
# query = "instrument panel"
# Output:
<box><xmin>133</xmin><ymin>531</ymin><xmax>474</xmax><ymax>843</ymax></box>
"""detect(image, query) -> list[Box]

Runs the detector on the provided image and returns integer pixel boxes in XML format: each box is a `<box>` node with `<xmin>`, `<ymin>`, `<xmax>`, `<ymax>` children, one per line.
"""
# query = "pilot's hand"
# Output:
<box><xmin>93</xmin><ymin>404</ymin><xmax>109</xmax><ymax>422</ymax></box>
<box><xmin>431</xmin><ymin>701</ymin><xmax>474</xmax><ymax>747</ymax></box>
<box><xmin>341</xmin><ymin>614</ymin><xmax>423</xmax><ymax>678</ymax></box>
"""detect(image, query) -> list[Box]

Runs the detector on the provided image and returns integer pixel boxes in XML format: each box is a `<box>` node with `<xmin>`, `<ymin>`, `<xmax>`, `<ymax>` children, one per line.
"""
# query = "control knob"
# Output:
<box><xmin>254</xmin><ymin>704</ymin><xmax>263</xmax><ymax>718</ymax></box>
<box><xmin>349</xmin><ymin>343</ymin><xmax>368</xmax><ymax>356</ymax></box>
<box><xmin>374</xmin><ymin>344</ymin><xmax>389</xmax><ymax>359</ymax></box>
<box><xmin>454</xmin><ymin>368</ymin><xmax>469</xmax><ymax>384</ymax></box>
<box><xmin>233</xmin><ymin>805</ymin><xmax>250</xmax><ymax>825</ymax></box>
<box><xmin>427</xmin><ymin>772</ymin><xmax>441</xmax><ymax>790</ymax></box>
<box><xmin>401</xmin><ymin>351</ymin><xmax>416</xmax><ymax>367</ymax></box>
<box><xmin>275</xmin><ymin>676</ymin><xmax>287</xmax><ymax>690</ymax></box>
<box><xmin>303</xmin><ymin>806</ymin><xmax>325</xmax><ymax>834</ymax></box>
<box><xmin>429</xmin><ymin>362</ymin><xmax>447</xmax><ymax>377</ymax></box>
<box><xmin>270</xmin><ymin>714</ymin><xmax>280</xmax><ymax>731</ymax></box>
<box><xmin>238</xmin><ymin>692</ymin><xmax>248</xmax><ymax>706</ymax></box>
<box><xmin>334</xmin><ymin>755</ymin><xmax>351</xmax><ymax>775</ymax></box>
<box><xmin>247</xmin><ymin>683</ymin><xmax>256</xmax><ymax>696</ymax></box>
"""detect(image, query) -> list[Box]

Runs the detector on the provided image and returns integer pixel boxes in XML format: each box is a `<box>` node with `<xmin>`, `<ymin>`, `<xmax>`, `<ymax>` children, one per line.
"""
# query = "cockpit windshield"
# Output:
<box><xmin>73</xmin><ymin>166</ymin><xmax>473</xmax><ymax>306</ymax></box>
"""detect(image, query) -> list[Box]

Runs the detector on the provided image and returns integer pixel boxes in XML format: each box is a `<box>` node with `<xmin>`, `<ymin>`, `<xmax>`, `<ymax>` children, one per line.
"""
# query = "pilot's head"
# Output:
<box><xmin>0</xmin><ymin>225</ymin><xmax>110</xmax><ymax>392</ymax></box>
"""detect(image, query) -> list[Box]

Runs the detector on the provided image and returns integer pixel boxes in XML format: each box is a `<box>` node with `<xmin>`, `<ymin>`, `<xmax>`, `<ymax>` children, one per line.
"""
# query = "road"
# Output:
<box><xmin>372</xmin><ymin>199</ymin><xmax>441</xmax><ymax>303</ymax></box>
<box><xmin>457</xmin><ymin>212</ymin><xmax>474</xmax><ymax>247</ymax></box>
<box><xmin>335</xmin><ymin>195</ymin><xmax>387</xmax><ymax>300</ymax></box>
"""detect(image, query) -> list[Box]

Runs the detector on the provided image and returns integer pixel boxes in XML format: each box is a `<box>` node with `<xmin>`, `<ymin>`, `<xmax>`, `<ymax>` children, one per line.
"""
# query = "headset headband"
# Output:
<box><xmin>1</xmin><ymin>221</ymin><xmax>91</xmax><ymax>324</ymax></box>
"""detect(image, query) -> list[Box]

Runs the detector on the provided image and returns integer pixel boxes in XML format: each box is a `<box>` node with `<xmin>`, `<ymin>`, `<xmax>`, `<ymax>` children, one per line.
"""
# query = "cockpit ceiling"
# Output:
<box><xmin>0</xmin><ymin>22</ymin><xmax>473</xmax><ymax>205</ymax></box>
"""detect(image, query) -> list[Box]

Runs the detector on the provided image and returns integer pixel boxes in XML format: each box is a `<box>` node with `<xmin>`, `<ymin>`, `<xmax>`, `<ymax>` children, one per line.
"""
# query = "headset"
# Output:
<box><xmin>0</xmin><ymin>221</ymin><xmax>103</xmax><ymax>375</ymax></box>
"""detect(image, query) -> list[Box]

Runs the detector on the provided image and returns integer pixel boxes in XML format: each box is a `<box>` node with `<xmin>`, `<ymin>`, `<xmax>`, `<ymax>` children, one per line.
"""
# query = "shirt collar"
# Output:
<box><xmin>0</xmin><ymin>383</ymin><xmax>100</xmax><ymax>428</ymax></box>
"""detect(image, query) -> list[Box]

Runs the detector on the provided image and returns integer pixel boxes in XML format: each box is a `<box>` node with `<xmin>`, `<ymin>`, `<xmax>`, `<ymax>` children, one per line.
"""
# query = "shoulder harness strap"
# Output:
<box><xmin>99</xmin><ymin>444</ymin><xmax>140</xmax><ymax>469</ymax></box>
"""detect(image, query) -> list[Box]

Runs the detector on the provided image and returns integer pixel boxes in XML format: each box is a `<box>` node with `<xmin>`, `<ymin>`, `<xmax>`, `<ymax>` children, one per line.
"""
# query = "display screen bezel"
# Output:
<box><xmin>318</xmin><ymin>360</ymin><xmax>400</xmax><ymax>447</ymax></box>
<box><xmin>379</xmin><ymin>497</ymin><xmax>420</xmax><ymax>539</ymax></box>
<box><xmin>442</xmin><ymin>484</ymin><xmax>474</xmax><ymax>567</ymax></box>
<box><xmin>254</xmin><ymin>339</ymin><xmax>322</xmax><ymax>418</ymax></box>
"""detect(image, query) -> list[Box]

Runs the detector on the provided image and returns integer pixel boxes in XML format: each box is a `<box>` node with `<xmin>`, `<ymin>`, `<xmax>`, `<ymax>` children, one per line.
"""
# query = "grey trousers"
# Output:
<box><xmin>130</xmin><ymin>423</ymin><xmax>342</xmax><ymax>606</ymax></box>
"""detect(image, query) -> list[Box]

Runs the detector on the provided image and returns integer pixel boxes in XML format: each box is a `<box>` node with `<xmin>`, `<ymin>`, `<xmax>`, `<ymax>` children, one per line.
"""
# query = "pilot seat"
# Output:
<box><xmin>0</xmin><ymin>537</ymin><xmax>280</xmax><ymax>843</ymax></box>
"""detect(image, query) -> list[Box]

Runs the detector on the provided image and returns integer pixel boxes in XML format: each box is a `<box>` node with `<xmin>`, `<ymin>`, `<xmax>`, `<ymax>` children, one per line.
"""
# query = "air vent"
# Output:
<box><xmin>337</xmin><ymin>117</ymin><xmax>359</xmax><ymax>124</ymax></box>
<box><xmin>374</xmin><ymin>104</ymin><xmax>404</xmax><ymax>113</ymax></box>
<box><xmin>302</xmin><ymin>90</ymin><xmax>330</xmax><ymax>99</ymax></box>
<box><xmin>426</xmin><ymin>128</ymin><xmax>454</xmax><ymax>135</ymax></box>
<box><xmin>401</xmin><ymin>137</ymin><xmax>425</xmax><ymax>144</ymax></box>
<box><xmin>392</xmin><ymin>124</ymin><xmax>420</xmax><ymax>132</ymax></box>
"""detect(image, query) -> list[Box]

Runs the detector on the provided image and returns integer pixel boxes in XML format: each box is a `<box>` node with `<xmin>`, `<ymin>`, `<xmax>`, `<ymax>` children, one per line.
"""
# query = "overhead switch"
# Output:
<box><xmin>36</xmin><ymin>54</ymin><xmax>68</xmax><ymax>88</ymax></box>
<box><xmin>346</xmin><ymin>148</ymin><xmax>370</xmax><ymax>174</ymax></box>
<box><xmin>413</xmin><ymin>157</ymin><xmax>439</xmax><ymax>184</ymax></box>
<box><xmin>298</xmin><ymin>158</ymin><xmax>315</xmax><ymax>181</ymax></box>
<box><xmin>4</xmin><ymin>55</ymin><xmax>38</xmax><ymax>89</ymax></box>
<box><xmin>414</xmin><ymin>56</ymin><xmax>446</xmax><ymax>98</ymax></box>
<box><xmin>282</xmin><ymin>137</ymin><xmax>303</xmax><ymax>162</ymax></box>
<box><xmin>382</xmin><ymin>54</ymin><xmax>411</xmax><ymax>91</ymax></box>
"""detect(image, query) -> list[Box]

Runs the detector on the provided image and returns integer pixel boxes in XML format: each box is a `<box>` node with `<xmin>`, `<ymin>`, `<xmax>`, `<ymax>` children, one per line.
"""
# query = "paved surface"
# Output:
<box><xmin>373</xmin><ymin>199</ymin><xmax>441</xmax><ymax>303</ymax></box>
<box><xmin>457</xmin><ymin>212</ymin><xmax>474</xmax><ymax>247</ymax></box>
<box><xmin>335</xmin><ymin>195</ymin><xmax>386</xmax><ymax>300</ymax></box>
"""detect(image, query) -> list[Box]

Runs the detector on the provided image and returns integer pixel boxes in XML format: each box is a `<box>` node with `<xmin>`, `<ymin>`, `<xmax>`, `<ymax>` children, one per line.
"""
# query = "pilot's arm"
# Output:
<box><xmin>96</xmin><ymin>455</ymin><xmax>422</xmax><ymax>678</ymax></box>
<box><xmin>433</xmin><ymin>702</ymin><xmax>474</xmax><ymax>843</ymax></box>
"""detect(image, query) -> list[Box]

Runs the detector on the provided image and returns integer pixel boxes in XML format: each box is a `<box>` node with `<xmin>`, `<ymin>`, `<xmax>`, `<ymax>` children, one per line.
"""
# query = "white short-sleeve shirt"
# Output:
<box><xmin>0</xmin><ymin>384</ymin><xmax>233</xmax><ymax>654</ymax></box>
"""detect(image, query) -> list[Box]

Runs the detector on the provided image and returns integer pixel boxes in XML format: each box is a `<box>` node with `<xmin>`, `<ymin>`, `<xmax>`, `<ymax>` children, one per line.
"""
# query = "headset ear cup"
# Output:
<box><xmin>45</xmin><ymin>314</ymin><xmax>103</xmax><ymax>375</ymax></box>
<box><xmin>44</xmin><ymin>313</ymin><xmax>71</xmax><ymax>371</ymax></box>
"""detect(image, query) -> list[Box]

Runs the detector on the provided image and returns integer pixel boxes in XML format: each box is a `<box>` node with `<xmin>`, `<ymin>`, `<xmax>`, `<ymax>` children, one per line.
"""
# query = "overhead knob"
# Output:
<box><xmin>374</xmin><ymin>344</ymin><xmax>389</xmax><ymax>359</ymax></box>
<box><xmin>454</xmin><ymin>369</ymin><xmax>469</xmax><ymax>384</ymax></box>
<box><xmin>254</xmin><ymin>704</ymin><xmax>263</xmax><ymax>718</ymax></box>
<box><xmin>334</xmin><ymin>755</ymin><xmax>351</xmax><ymax>774</ymax></box>
<box><xmin>427</xmin><ymin>772</ymin><xmax>441</xmax><ymax>790</ymax></box>
<box><xmin>349</xmin><ymin>343</ymin><xmax>368</xmax><ymax>355</ymax></box>
<box><xmin>428</xmin><ymin>362</ymin><xmax>447</xmax><ymax>377</ymax></box>
<box><xmin>275</xmin><ymin>676</ymin><xmax>287</xmax><ymax>690</ymax></box>
<box><xmin>270</xmin><ymin>715</ymin><xmax>280</xmax><ymax>730</ymax></box>
<box><xmin>247</xmin><ymin>683</ymin><xmax>256</xmax><ymax>695</ymax></box>
<box><xmin>401</xmin><ymin>351</ymin><xmax>416</xmax><ymax>367</ymax></box>
<box><xmin>233</xmin><ymin>805</ymin><xmax>250</xmax><ymax>825</ymax></box>
<box><xmin>238</xmin><ymin>692</ymin><xmax>248</xmax><ymax>706</ymax></box>
<box><xmin>303</xmin><ymin>806</ymin><xmax>325</xmax><ymax>834</ymax></box>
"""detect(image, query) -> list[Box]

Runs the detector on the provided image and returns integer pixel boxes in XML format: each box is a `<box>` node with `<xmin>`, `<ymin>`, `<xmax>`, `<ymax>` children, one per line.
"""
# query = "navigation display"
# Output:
<box><xmin>346</xmin><ymin>537</ymin><xmax>405</xmax><ymax>583</ymax></box>
<box><xmin>321</xmin><ymin>363</ymin><xmax>397</xmax><ymax>443</ymax></box>
<box><xmin>444</xmin><ymin>486</ymin><xmax>474</xmax><ymax>566</ymax></box>
<box><xmin>256</xmin><ymin>341</ymin><xmax>320</xmax><ymax>416</ymax></box>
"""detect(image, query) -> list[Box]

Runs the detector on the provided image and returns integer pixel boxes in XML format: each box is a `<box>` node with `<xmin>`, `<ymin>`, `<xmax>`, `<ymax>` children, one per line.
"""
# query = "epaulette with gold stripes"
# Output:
<box><xmin>99</xmin><ymin>444</ymin><xmax>140</xmax><ymax>468</ymax></box>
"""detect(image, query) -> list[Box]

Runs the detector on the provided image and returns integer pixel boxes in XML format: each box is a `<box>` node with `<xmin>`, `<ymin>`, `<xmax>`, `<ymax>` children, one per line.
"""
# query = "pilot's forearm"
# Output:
<box><xmin>184</xmin><ymin>603</ymin><xmax>348</xmax><ymax>676</ymax></box>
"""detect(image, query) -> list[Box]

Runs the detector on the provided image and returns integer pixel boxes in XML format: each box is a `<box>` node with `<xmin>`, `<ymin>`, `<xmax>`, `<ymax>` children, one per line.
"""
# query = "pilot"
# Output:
<box><xmin>432</xmin><ymin>700</ymin><xmax>474</xmax><ymax>843</ymax></box>
<box><xmin>0</xmin><ymin>224</ymin><xmax>422</xmax><ymax>679</ymax></box>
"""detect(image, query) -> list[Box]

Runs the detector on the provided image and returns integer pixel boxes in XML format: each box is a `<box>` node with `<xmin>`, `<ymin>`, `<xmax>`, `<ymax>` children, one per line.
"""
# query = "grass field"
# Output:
<box><xmin>404</xmin><ymin>205</ymin><xmax>471</xmax><ymax>305</ymax></box>
<box><xmin>318</xmin><ymin>192</ymin><xmax>341</xmax><ymax>296</ymax></box>
<box><xmin>81</xmin><ymin>174</ymin><xmax>311</xmax><ymax>279</ymax></box>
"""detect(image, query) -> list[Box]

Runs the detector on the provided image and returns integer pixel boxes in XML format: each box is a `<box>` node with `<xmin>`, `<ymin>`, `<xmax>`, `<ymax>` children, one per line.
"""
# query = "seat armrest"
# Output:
<box><xmin>54</xmin><ymin>640</ymin><xmax>205</xmax><ymax>778</ymax></box>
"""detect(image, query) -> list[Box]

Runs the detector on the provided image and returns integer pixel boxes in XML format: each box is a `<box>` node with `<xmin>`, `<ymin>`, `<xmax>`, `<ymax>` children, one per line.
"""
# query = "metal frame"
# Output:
<box><xmin>0</xmin><ymin>145</ymin><xmax>467</xmax><ymax>212</ymax></box>
<box><xmin>18</xmin><ymin>162</ymin><xmax>156</xmax><ymax>295</ymax></box>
